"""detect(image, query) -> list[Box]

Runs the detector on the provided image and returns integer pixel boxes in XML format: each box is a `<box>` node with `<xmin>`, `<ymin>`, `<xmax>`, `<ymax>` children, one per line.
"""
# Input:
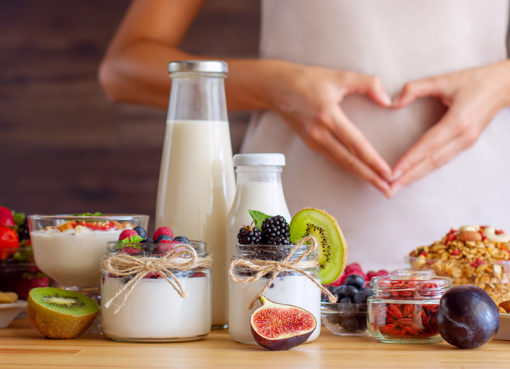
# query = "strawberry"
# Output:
<box><xmin>0</xmin><ymin>226</ymin><xmax>19</xmax><ymax>260</ymax></box>
<box><xmin>153</xmin><ymin>226</ymin><xmax>174</xmax><ymax>241</ymax></box>
<box><xmin>0</xmin><ymin>207</ymin><xmax>14</xmax><ymax>228</ymax></box>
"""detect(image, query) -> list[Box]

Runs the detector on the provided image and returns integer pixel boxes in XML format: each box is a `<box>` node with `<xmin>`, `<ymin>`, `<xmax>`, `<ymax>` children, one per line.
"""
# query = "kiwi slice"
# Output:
<box><xmin>28</xmin><ymin>287</ymin><xmax>98</xmax><ymax>339</ymax></box>
<box><xmin>289</xmin><ymin>208</ymin><xmax>348</xmax><ymax>284</ymax></box>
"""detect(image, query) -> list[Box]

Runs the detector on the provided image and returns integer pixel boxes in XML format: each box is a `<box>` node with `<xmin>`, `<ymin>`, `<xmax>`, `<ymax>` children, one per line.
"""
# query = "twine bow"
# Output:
<box><xmin>103</xmin><ymin>245</ymin><xmax>212</xmax><ymax>314</ymax></box>
<box><xmin>228</xmin><ymin>236</ymin><xmax>337</xmax><ymax>309</ymax></box>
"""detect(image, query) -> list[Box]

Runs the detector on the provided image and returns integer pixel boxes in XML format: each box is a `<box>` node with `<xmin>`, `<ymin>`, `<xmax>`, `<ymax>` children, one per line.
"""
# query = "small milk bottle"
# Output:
<box><xmin>226</xmin><ymin>153</ymin><xmax>291</xmax><ymax>263</ymax></box>
<box><xmin>156</xmin><ymin>61</ymin><xmax>235</xmax><ymax>328</ymax></box>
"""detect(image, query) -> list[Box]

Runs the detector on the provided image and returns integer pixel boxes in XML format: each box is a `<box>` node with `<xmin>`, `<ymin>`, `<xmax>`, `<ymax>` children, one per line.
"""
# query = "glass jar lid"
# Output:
<box><xmin>233</xmin><ymin>153</ymin><xmax>286</xmax><ymax>167</ymax></box>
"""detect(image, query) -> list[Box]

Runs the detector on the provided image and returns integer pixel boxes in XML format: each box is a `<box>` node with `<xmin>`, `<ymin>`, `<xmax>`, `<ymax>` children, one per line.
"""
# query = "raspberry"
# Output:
<box><xmin>237</xmin><ymin>226</ymin><xmax>262</xmax><ymax>245</ymax></box>
<box><xmin>119</xmin><ymin>229</ymin><xmax>138</xmax><ymax>241</ymax></box>
<box><xmin>153</xmin><ymin>226</ymin><xmax>174</xmax><ymax>241</ymax></box>
<box><xmin>261</xmin><ymin>216</ymin><xmax>290</xmax><ymax>245</ymax></box>
<box><xmin>344</xmin><ymin>262</ymin><xmax>363</xmax><ymax>275</ymax></box>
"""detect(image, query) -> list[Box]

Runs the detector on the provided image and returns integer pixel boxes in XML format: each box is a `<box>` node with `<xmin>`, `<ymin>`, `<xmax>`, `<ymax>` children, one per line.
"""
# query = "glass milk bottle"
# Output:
<box><xmin>226</xmin><ymin>153</ymin><xmax>291</xmax><ymax>263</ymax></box>
<box><xmin>156</xmin><ymin>61</ymin><xmax>235</xmax><ymax>328</ymax></box>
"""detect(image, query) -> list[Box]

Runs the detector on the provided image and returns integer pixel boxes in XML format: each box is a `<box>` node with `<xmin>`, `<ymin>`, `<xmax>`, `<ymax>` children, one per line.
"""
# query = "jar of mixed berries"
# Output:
<box><xmin>368</xmin><ymin>273</ymin><xmax>451</xmax><ymax>344</ymax></box>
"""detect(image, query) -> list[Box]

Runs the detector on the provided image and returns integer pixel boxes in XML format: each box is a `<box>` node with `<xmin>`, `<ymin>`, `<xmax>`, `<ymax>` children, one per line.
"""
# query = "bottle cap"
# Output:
<box><xmin>233</xmin><ymin>153</ymin><xmax>286</xmax><ymax>167</ymax></box>
<box><xmin>168</xmin><ymin>60</ymin><xmax>228</xmax><ymax>74</ymax></box>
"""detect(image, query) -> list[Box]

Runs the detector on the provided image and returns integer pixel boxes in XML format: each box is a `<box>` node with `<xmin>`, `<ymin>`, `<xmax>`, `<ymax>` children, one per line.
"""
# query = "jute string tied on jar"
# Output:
<box><xmin>103</xmin><ymin>245</ymin><xmax>212</xmax><ymax>314</ymax></box>
<box><xmin>228</xmin><ymin>235</ymin><xmax>337</xmax><ymax>309</ymax></box>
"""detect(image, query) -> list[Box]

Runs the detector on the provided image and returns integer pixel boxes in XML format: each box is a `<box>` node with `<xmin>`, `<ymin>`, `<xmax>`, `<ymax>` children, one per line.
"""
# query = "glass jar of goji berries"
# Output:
<box><xmin>368</xmin><ymin>273</ymin><xmax>451</xmax><ymax>344</ymax></box>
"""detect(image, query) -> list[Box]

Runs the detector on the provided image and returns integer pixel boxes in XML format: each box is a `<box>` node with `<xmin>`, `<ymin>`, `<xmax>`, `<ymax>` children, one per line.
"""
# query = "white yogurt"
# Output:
<box><xmin>228</xmin><ymin>274</ymin><xmax>321</xmax><ymax>344</ymax></box>
<box><xmin>101</xmin><ymin>273</ymin><xmax>211</xmax><ymax>341</ymax></box>
<box><xmin>31</xmin><ymin>228</ymin><xmax>122</xmax><ymax>288</ymax></box>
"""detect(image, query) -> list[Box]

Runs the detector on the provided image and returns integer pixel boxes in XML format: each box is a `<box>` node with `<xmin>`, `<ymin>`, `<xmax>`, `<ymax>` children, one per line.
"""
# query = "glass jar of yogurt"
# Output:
<box><xmin>228</xmin><ymin>243</ymin><xmax>321</xmax><ymax>344</ymax></box>
<box><xmin>101</xmin><ymin>241</ymin><xmax>211</xmax><ymax>342</ymax></box>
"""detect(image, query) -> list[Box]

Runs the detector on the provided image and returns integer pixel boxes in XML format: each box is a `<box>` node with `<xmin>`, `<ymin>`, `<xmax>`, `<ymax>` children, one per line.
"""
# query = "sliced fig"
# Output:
<box><xmin>250</xmin><ymin>296</ymin><xmax>316</xmax><ymax>350</ymax></box>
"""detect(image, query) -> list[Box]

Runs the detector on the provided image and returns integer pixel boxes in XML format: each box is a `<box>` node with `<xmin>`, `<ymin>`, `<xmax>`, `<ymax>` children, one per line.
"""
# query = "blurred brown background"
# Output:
<box><xmin>0</xmin><ymin>0</ymin><xmax>258</xmax><ymax>221</ymax></box>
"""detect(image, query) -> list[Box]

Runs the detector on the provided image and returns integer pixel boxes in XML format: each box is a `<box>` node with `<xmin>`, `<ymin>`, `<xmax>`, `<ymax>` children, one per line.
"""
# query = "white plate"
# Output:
<box><xmin>0</xmin><ymin>300</ymin><xmax>28</xmax><ymax>328</ymax></box>
<box><xmin>495</xmin><ymin>313</ymin><xmax>510</xmax><ymax>340</ymax></box>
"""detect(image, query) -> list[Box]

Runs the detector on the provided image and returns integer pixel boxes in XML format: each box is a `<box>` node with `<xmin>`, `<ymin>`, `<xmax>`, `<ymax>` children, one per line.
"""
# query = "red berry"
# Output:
<box><xmin>144</xmin><ymin>272</ymin><xmax>161</xmax><ymax>279</ymax></box>
<box><xmin>153</xmin><ymin>226</ymin><xmax>174</xmax><ymax>241</ymax></box>
<box><xmin>367</xmin><ymin>270</ymin><xmax>378</xmax><ymax>281</ymax></box>
<box><xmin>326</xmin><ymin>274</ymin><xmax>344</xmax><ymax>287</ymax></box>
<box><xmin>120</xmin><ymin>246</ymin><xmax>142</xmax><ymax>255</ymax></box>
<box><xmin>344</xmin><ymin>262</ymin><xmax>362</xmax><ymax>275</ymax></box>
<box><xmin>157</xmin><ymin>240</ymin><xmax>180</xmax><ymax>254</ymax></box>
<box><xmin>0</xmin><ymin>226</ymin><xmax>19</xmax><ymax>260</ymax></box>
<box><xmin>377</xmin><ymin>269</ymin><xmax>389</xmax><ymax>276</ymax></box>
<box><xmin>0</xmin><ymin>207</ymin><xmax>14</xmax><ymax>228</ymax></box>
<box><xmin>119</xmin><ymin>229</ymin><xmax>138</xmax><ymax>241</ymax></box>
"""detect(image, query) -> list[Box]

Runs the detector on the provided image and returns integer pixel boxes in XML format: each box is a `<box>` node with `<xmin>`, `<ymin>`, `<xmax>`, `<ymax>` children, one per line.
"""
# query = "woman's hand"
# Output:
<box><xmin>389</xmin><ymin>60</ymin><xmax>510</xmax><ymax>196</ymax></box>
<box><xmin>262</xmin><ymin>61</ymin><xmax>393</xmax><ymax>196</ymax></box>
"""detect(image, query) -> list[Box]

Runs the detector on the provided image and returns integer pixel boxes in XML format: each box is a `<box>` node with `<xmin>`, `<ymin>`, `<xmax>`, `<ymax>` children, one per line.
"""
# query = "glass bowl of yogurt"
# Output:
<box><xmin>28</xmin><ymin>214</ymin><xmax>149</xmax><ymax>290</ymax></box>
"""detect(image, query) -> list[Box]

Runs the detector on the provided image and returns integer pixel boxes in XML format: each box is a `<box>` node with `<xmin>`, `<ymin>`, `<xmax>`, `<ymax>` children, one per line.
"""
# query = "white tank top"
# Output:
<box><xmin>242</xmin><ymin>0</ymin><xmax>510</xmax><ymax>270</ymax></box>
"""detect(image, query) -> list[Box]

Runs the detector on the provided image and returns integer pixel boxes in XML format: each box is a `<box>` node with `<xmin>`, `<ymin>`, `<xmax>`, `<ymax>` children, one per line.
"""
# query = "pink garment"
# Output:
<box><xmin>242</xmin><ymin>0</ymin><xmax>510</xmax><ymax>270</ymax></box>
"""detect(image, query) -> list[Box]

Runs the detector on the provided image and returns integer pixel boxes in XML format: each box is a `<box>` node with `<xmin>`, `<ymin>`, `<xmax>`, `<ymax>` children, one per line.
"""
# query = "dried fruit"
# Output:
<box><xmin>250</xmin><ymin>296</ymin><xmax>316</xmax><ymax>350</ymax></box>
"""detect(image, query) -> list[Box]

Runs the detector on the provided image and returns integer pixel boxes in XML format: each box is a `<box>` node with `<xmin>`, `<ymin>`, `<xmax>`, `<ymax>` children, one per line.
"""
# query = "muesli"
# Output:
<box><xmin>409</xmin><ymin>225</ymin><xmax>510</xmax><ymax>304</ymax></box>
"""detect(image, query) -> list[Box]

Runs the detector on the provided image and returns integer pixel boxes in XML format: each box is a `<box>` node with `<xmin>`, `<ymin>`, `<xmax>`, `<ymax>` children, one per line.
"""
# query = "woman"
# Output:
<box><xmin>99</xmin><ymin>0</ymin><xmax>510</xmax><ymax>269</ymax></box>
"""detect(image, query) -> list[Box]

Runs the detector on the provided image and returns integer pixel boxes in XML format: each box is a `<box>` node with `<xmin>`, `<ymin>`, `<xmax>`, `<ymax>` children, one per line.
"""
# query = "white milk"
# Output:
<box><xmin>31</xmin><ymin>228</ymin><xmax>122</xmax><ymax>288</ymax></box>
<box><xmin>228</xmin><ymin>274</ymin><xmax>321</xmax><ymax>343</ymax></box>
<box><xmin>101</xmin><ymin>273</ymin><xmax>211</xmax><ymax>341</ymax></box>
<box><xmin>156</xmin><ymin>120</ymin><xmax>234</xmax><ymax>327</ymax></box>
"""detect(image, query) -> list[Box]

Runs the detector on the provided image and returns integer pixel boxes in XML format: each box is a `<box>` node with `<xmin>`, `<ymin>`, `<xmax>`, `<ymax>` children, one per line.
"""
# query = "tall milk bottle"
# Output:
<box><xmin>156</xmin><ymin>61</ymin><xmax>235</xmax><ymax>328</ymax></box>
<box><xmin>227</xmin><ymin>153</ymin><xmax>291</xmax><ymax>262</ymax></box>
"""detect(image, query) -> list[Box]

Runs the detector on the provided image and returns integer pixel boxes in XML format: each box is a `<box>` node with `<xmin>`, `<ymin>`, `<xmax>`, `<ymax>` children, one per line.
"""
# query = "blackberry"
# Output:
<box><xmin>237</xmin><ymin>226</ymin><xmax>262</xmax><ymax>245</ymax></box>
<box><xmin>18</xmin><ymin>217</ymin><xmax>30</xmax><ymax>242</ymax></box>
<box><xmin>261</xmin><ymin>216</ymin><xmax>290</xmax><ymax>244</ymax></box>
<box><xmin>265</xmin><ymin>235</ymin><xmax>291</xmax><ymax>246</ymax></box>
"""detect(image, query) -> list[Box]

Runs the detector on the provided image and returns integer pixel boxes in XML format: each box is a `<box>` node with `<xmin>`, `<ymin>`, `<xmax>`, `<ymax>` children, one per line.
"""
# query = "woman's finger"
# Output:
<box><xmin>392</xmin><ymin>77</ymin><xmax>448</xmax><ymax>108</ymax></box>
<box><xmin>389</xmin><ymin>127</ymin><xmax>479</xmax><ymax>196</ymax></box>
<box><xmin>344</xmin><ymin>73</ymin><xmax>392</xmax><ymax>107</ymax></box>
<box><xmin>392</xmin><ymin>108</ymin><xmax>459</xmax><ymax>178</ymax></box>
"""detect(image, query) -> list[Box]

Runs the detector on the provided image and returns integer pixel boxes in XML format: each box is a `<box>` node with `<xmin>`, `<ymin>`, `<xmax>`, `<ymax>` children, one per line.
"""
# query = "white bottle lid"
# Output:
<box><xmin>233</xmin><ymin>153</ymin><xmax>286</xmax><ymax>167</ymax></box>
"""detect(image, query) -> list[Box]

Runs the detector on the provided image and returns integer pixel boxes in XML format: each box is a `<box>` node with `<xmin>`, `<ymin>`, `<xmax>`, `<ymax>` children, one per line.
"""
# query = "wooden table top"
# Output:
<box><xmin>1</xmin><ymin>319</ymin><xmax>509</xmax><ymax>369</ymax></box>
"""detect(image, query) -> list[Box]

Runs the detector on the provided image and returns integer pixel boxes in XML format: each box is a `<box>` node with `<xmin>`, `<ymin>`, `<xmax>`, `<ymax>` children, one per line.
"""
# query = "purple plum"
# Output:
<box><xmin>437</xmin><ymin>285</ymin><xmax>499</xmax><ymax>349</ymax></box>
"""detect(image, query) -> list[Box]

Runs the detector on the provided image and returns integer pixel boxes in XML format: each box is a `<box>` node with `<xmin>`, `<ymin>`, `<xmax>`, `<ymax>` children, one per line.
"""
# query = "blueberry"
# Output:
<box><xmin>353</xmin><ymin>293</ymin><xmax>368</xmax><ymax>304</ymax></box>
<box><xmin>357</xmin><ymin>315</ymin><xmax>368</xmax><ymax>331</ymax></box>
<box><xmin>340</xmin><ymin>317</ymin><xmax>358</xmax><ymax>332</ymax></box>
<box><xmin>344</xmin><ymin>274</ymin><xmax>365</xmax><ymax>289</ymax></box>
<box><xmin>173</xmin><ymin>236</ymin><xmax>191</xmax><ymax>244</ymax></box>
<box><xmin>345</xmin><ymin>285</ymin><xmax>359</xmax><ymax>299</ymax></box>
<box><xmin>353</xmin><ymin>287</ymin><xmax>373</xmax><ymax>303</ymax></box>
<box><xmin>133</xmin><ymin>226</ymin><xmax>147</xmax><ymax>239</ymax></box>
<box><xmin>333</xmin><ymin>285</ymin><xmax>348</xmax><ymax>299</ymax></box>
<box><xmin>339</xmin><ymin>297</ymin><xmax>352</xmax><ymax>304</ymax></box>
<box><xmin>156</xmin><ymin>234</ymin><xmax>172</xmax><ymax>243</ymax></box>
<box><xmin>142</xmin><ymin>243</ymin><xmax>158</xmax><ymax>253</ymax></box>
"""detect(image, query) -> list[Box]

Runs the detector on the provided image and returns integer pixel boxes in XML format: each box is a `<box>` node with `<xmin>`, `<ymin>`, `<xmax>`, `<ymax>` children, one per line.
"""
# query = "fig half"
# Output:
<box><xmin>250</xmin><ymin>296</ymin><xmax>316</xmax><ymax>350</ymax></box>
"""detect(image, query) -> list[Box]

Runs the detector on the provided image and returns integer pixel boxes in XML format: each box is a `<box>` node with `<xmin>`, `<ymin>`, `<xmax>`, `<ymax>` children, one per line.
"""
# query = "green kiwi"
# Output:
<box><xmin>289</xmin><ymin>208</ymin><xmax>348</xmax><ymax>284</ymax></box>
<box><xmin>28</xmin><ymin>287</ymin><xmax>98</xmax><ymax>339</ymax></box>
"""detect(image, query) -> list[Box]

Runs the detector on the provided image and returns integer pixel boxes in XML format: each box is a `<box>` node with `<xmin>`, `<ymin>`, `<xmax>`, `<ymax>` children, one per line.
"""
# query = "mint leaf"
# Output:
<box><xmin>12</xmin><ymin>211</ymin><xmax>25</xmax><ymax>227</ymax></box>
<box><xmin>249</xmin><ymin>210</ymin><xmax>271</xmax><ymax>230</ymax></box>
<box><xmin>74</xmin><ymin>212</ymin><xmax>104</xmax><ymax>217</ymax></box>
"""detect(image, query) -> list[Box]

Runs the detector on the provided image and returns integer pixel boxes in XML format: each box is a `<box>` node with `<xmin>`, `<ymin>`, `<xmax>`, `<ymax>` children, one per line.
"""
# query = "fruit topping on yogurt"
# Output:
<box><xmin>113</xmin><ymin>226</ymin><xmax>192</xmax><ymax>256</ymax></box>
<box><xmin>237</xmin><ymin>208</ymin><xmax>349</xmax><ymax>285</ymax></box>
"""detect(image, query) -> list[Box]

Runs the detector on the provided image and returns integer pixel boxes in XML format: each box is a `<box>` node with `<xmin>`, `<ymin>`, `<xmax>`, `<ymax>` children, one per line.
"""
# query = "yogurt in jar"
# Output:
<box><xmin>101</xmin><ymin>272</ymin><xmax>211</xmax><ymax>342</ymax></box>
<box><xmin>228</xmin><ymin>273</ymin><xmax>321</xmax><ymax>344</ymax></box>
